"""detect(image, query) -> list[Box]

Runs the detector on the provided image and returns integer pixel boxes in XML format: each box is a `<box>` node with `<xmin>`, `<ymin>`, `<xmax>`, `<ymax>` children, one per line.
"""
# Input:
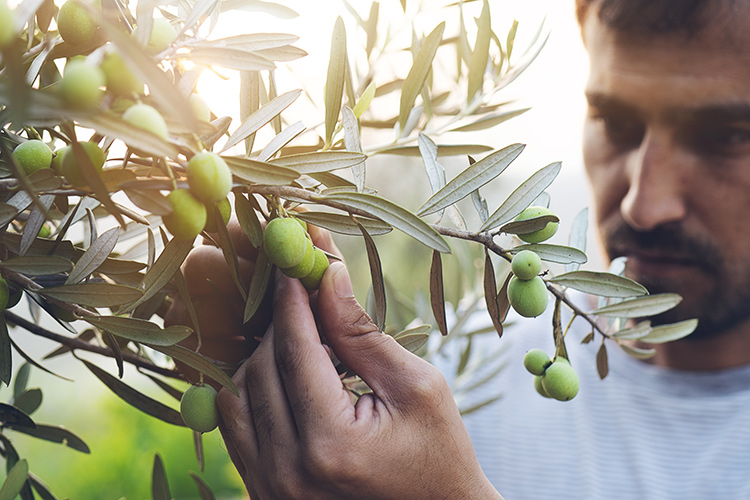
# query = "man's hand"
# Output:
<box><xmin>217</xmin><ymin>262</ymin><xmax>503</xmax><ymax>500</ymax></box>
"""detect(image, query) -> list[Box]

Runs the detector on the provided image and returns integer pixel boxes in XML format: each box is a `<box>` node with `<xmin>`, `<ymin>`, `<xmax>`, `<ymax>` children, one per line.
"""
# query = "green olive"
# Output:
<box><xmin>61</xmin><ymin>141</ymin><xmax>105</xmax><ymax>187</ymax></box>
<box><xmin>203</xmin><ymin>197</ymin><xmax>231</xmax><ymax>233</ymax></box>
<box><xmin>511</xmin><ymin>249</ymin><xmax>542</xmax><ymax>280</ymax></box>
<box><xmin>122</xmin><ymin>103</ymin><xmax>168</xmax><ymax>140</ymax></box>
<box><xmin>180</xmin><ymin>385</ymin><xmax>219</xmax><ymax>433</ymax></box>
<box><xmin>11</xmin><ymin>140</ymin><xmax>53</xmax><ymax>175</ymax></box>
<box><xmin>133</xmin><ymin>17</ymin><xmax>176</xmax><ymax>55</ymax></box>
<box><xmin>163</xmin><ymin>189</ymin><xmax>207</xmax><ymax>240</ymax></box>
<box><xmin>281</xmin><ymin>237</ymin><xmax>315</xmax><ymax>279</ymax></box>
<box><xmin>263</xmin><ymin>217</ymin><xmax>308</xmax><ymax>269</ymax></box>
<box><xmin>186</xmin><ymin>152</ymin><xmax>232</xmax><ymax>203</ymax></box>
<box><xmin>57</xmin><ymin>0</ymin><xmax>99</xmax><ymax>46</ymax></box>
<box><xmin>300</xmin><ymin>247</ymin><xmax>330</xmax><ymax>290</ymax></box>
<box><xmin>60</xmin><ymin>60</ymin><xmax>105</xmax><ymax>109</ymax></box>
<box><xmin>100</xmin><ymin>52</ymin><xmax>143</xmax><ymax>97</ymax></box>
<box><xmin>540</xmin><ymin>360</ymin><xmax>580</xmax><ymax>401</ymax></box>
<box><xmin>189</xmin><ymin>93</ymin><xmax>211</xmax><ymax>122</ymax></box>
<box><xmin>514</xmin><ymin>206</ymin><xmax>559</xmax><ymax>244</ymax></box>
<box><xmin>0</xmin><ymin>0</ymin><xmax>16</xmax><ymax>47</ymax></box>
<box><xmin>523</xmin><ymin>348</ymin><xmax>551</xmax><ymax>376</ymax></box>
<box><xmin>507</xmin><ymin>276</ymin><xmax>548</xmax><ymax>318</ymax></box>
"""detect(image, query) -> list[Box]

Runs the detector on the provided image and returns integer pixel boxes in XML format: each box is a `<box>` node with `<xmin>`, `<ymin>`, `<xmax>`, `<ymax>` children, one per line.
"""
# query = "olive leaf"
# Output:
<box><xmin>152</xmin><ymin>454</ymin><xmax>171</xmax><ymax>500</ymax></box>
<box><xmin>399</xmin><ymin>22</ymin><xmax>445</xmax><ymax>132</ymax></box>
<box><xmin>10</xmin><ymin>424</ymin><xmax>90</xmax><ymax>453</ymax></box>
<box><xmin>510</xmin><ymin>244</ymin><xmax>587</xmax><ymax>265</ymax></box>
<box><xmin>430</xmin><ymin>250</ymin><xmax>448</xmax><ymax>336</ymax></box>
<box><xmin>82</xmin><ymin>359</ymin><xmax>185</xmax><ymax>426</ymax></box>
<box><xmin>84</xmin><ymin>316</ymin><xmax>192</xmax><ymax>346</ymax></box>
<box><xmin>449</xmin><ymin>108</ymin><xmax>530</xmax><ymax>132</ymax></box>
<box><xmin>596</xmin><ymin>342</ymin><xmax>609</xmax><ymax>379</ymax></box>
<box><xmin>220</xmin><ymin>89</ymin><xmax>301</xmax><ymax>153</ymax></box>
<box><xmin>0</xmin><ymin>459</ymin><xmax>28</xmax><ymax>500</ymax></box>
<box><xmin>182</xmin><ymin>46</ymin><xmax>276</xmax><ymax>72</ymax></box>
<box><xmin>0</xmin><ymin>317</ymin><xmax>11</xmax><ymax>386</ymax></box>
<box><xmin>548</xmin><ymin>270</ymin><xmax>648</xmax><ymax>298</ymax></box>
<box><xmin>319</xmin><ymin>191</ymin><xmax>451</xmax><ymax>253</ymax></box>
<box><xmin>566</xmin><ymin>207</ymin><xmax>589</xmax><ymax>272</ymax></box>
<box><xmin>0</xmin><ymin>255</ymin><xmax>74</xmax><ymax>275</ymax></box>
<box><xmin>0</xmin><ymin>402</ymin><xmax>35</xmax><ymax>429</ymax></box>
<box><xmin>479</xmin><ymin>161</ymin><xmax>561</xmax><ymax>232</ymax></box>
<box><xmin>223</xmin><ymin>155</ymin><xmax>300</xmax><ymax>185</ymax></box>
<box><xmin>417</xmin><ymin>144</ymin><xmax>525</xmax><ymax>217</ymax></box>
<box><xmin>77</xmin><ymin>114</ymin><xmax>178</xmax><ymax>159</ymax></box>
<box><xmin>324</xmin><ymin>16</ymin><xmax>347</xmax><ymax>146</ymax></box>
<box><xmin>270</xmin><ymin>151</ymin><xmax>366</xmax><ymax>174</ymax></box>
<box><xmin>234</xmin><ymin>194</ymin><xmax>264</xmax><ymax>248</ymax></box>
<box><xmin>42</xmin><ymin>283</ymin><xmax>143</xmax><ymax>307</ymax></box>
<box><xmin>65</xmin><ymin>227</ymin><xmax>119</xmax><ymax>285</ymax></box>
<box><xmin>12</xmin><ymin>388</ymin><xmax>42</xmax><ymax>416</ymax></box>
<box><xmin>611</xmin><ymin>321</ymin><xmax>652</xmax><ymax>340</ymax></box>
<box><xmin>356</xmin><ymin>219</ymin><xmax>386</xmax><ymax>332</ymax></box>
<box><xmin>294</xmin><ymin>211</ymin><xmax>392</xmax><ymax>236</ymax></box>
<box><xmin>149</xmin><ymin>344</ymin><xmax>239</xmax><ymax>397</ymax></box>
<box><xmin>590</xmin><ymin>293</ymin><xmax>682</xmax><ymax>318</ymax></box>
<box><xmin>467</xmin><ymin>0</ymin><xmax>491</xmax><ymax>103</ymax></box>
<box><xmin>374</xmin><ymin>143</ymin><xmax>492</xmax><ymax>157</ymax></box>
<box><xmin>257</xmin><ymin>121</ymin><xmax>305</xmax><ymax>162</ymax></box>
<box><xmin>618</xmin><ymin>343</ymin><xmax>656</xmax><ymax>360</ymax></box>
<box><xmin>639</xmin><ymin>319</ymin><xmax>698</xmax><ymax>344</ymax></box>
<box><xmin>244</xmin><ymin>249</ymin><xmax>273</xmax><ymax>324</ymax></box>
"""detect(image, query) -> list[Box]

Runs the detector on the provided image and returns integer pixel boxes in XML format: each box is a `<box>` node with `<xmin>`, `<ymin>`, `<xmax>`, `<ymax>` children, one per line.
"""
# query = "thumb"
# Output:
<box><xmin>316</xmin><ymin>262</ymin><xmax>434</xmax><ymax>402</ymax></box>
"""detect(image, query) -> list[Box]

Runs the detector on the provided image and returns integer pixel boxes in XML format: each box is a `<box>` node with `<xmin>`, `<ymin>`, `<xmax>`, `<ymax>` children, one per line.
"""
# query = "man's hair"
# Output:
<box><xmin>575</xmin><ymin>0</ymin><xmax>708</xmax><ymax>33</ymax></box>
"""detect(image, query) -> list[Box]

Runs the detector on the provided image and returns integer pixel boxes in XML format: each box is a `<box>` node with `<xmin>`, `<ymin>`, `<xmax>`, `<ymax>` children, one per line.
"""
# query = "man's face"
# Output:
<box><xmin>582</xmin><ymin>8</ymin><xmax>750</xmax><ymax>338</ymax></box>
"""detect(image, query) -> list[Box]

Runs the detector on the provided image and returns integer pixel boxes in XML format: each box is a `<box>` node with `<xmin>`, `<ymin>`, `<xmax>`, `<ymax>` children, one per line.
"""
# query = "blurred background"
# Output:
<box><xmin>2</xmin><ymin>0</ymin><xmax>595</xmax><ymax>497</ymax></box>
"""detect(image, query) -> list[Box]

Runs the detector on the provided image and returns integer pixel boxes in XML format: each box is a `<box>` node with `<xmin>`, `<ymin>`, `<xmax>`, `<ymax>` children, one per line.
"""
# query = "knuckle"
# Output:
<box><xmin>274</xmin><ymin>335</ymin><xmax>310</xmax><ymax>377</ymax></box>
<box><xmin>406</xmin><ymin>363</ymin><xmax>449</xmax><ymax>405</ymax></box>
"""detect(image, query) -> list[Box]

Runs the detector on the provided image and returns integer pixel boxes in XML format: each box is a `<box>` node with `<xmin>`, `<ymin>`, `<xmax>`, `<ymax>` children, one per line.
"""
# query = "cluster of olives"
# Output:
<box><xmin>263</xmin><ymin>217</ymin><xmax>330</xmax><ymax>290</ymax></box>
<box><xmin>179</xmin><ymin>384</ymin><xmax>219</xmax><ymax>433</ymax></box>
<box><xmin>163</xmin><ymin>152</ymin><xmax>233</xmax><ymax>240</ymax></box>
<box><xmin>523</xmin><ymin>349</ymin><xmax>579</xmax><ymax>401</ymax></box>
<box><xmin>11</xmin><ymin>137</ymin><xmax>105</xmax><ymax>188</ymax></box>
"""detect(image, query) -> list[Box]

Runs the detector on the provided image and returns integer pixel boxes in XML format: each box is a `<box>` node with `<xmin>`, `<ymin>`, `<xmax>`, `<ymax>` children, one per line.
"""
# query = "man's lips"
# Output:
<box><xmin>611</xmin><ymin>248</ymin><xmax>704</xmax><ymax>277</ymax></box>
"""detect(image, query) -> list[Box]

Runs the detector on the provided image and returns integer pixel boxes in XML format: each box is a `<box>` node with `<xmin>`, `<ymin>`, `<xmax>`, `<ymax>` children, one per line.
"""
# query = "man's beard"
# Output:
<box><xmin>602</xmin><ymin>220</ymin><xmax>750</xmax><ymax>340</ymax></box>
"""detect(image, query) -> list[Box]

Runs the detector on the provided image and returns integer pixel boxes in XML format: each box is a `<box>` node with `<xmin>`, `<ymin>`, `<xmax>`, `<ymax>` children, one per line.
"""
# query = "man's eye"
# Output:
<box><xmin>701</xmin><ymin>127</ymin><xmax>750</xmax><ymax>153</ymax></box>
<box><xmin>595</xmin><ymin>114</ymin><xmax>644</xmax><ymax>149</ymax></box>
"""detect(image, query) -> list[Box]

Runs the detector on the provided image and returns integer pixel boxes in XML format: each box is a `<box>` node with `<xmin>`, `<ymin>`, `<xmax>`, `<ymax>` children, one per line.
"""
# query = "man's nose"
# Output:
<box><xmin>620</xmin><ymin>131</ymin><xmax>689</xmax><ymax>231</ymax></box>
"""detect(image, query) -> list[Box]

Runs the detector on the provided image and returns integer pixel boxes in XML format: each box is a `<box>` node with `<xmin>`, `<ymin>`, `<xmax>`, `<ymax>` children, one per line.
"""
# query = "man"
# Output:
<box><xmin>170</xmin><ymin>0</ymin><xmax>750</xmax><ymax>497</ymax></box>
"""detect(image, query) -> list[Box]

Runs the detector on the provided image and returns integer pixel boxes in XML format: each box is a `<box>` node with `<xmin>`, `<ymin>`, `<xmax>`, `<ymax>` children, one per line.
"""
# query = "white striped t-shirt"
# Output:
<box><xmin>439</xmin><ymin>299</ymin><xmax>750</xmax><ymax>500</ymax></box>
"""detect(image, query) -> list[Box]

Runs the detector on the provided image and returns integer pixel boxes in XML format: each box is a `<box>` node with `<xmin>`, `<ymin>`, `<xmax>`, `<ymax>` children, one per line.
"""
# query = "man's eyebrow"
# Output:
<box><xmin>689</xmin><ymin>103</ymin><xmax>750</xmax><ymax>123</ymax></box>
<box><xmin>584</xmin><ymin>92</ymin><xmax>635</xmax><ymax>112</ymax></box>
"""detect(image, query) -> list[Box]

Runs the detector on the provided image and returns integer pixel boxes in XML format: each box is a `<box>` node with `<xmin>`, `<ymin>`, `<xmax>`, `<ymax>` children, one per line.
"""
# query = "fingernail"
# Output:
<box><xmin>331</xmin><ymin>262</ymin><xmax>354</xmax><ymax>298</ymax></box>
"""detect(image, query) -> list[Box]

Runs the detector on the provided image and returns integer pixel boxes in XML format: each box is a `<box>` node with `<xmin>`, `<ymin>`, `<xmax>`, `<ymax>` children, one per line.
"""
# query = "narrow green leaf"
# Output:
<box><xmin>182</xmin><ymin>46</ymin><xmax>276</xmax><ymax>71</ymax></box>
<box><xmin>548</xmin><ymin>270</ymin><xmax>648</xmax><ymax>298</ymax></box>
<box><xmin>0</xmin><ymin>402</ymin><xmax>35</xmax><ymax>428</ymax></box>
<box><xmin>42</xmin><ymin>283</ymin><xmax>143</xmax><ymax>307</ymax></box>
<box><xmin>590</xmin><ymin>293</ymin><xmax>682</xmax><ymax>318</ymax></box>
<box><xmin>639</xmin><ymin>319</ymin><xmax>698</xmax><ymax>344</ymax></box>
<box><xmin>220</xmin><ymin>89</ymin><xmax>301</xmax><ymax>153</ymax></box>
<box><xmin>318</xmin><ymin>191</ymin><xmax>450</xmax><ymax>253</ymax></box>
<box><xmin>82</xmin><ymin>359</ymin><xmax>185</xmax><ymax>426</ymax></box>
<box><xmin>392</xmin><ymin>332</ymin><xmax>429</xmax><ymax>353</ymax></box>
<box><xmin>479</xmin><ymin>161</ymin><xmax>561</xmax><ymax>231</ymax></box>
<box><xmin>611</xmin><ymin>321</ymin><xmax>652</xmax><ymax>340</ymax></box>
<box><xmin>341</xmin><ymin>107</ymin><xmax>365</xmax><ymax>191</ymax></box>
<box><xmin>352</xmin><ymin>81</ymin><xmax>377</xmax><ymax>118</ymax></box>
<box><xmin>483</xmin><ymin>251</ymin><xmax>503</xmax><ymax>338</ymax></box>
<box><xmin>325</xmin><ymin>16</ymin><xmax>347</xmax><ymax>146</ymax></box>
<box><xmin>449</xmin><ymin>108</ymin><xmax>530</xmax><ymax>132</ymax></box>
<box><xmin>0</xmin><ymin>203</ymin><xmax>19</xmax><ymax>226</ymax></box>
<box><xmin>96</xmin><ymin>257</ymin><xmax>147</xmax><ymax>276</ymax></box>
<box><xmin>77</xmin><ymin>114</ymin><xmax>178</xmax><ymax>159</ymax></box>
<box><xmin>294</xmin><ymin>212</ymin><xmax>392</xmax><ymax>236</ymax></box>
<box><xmin>618</xmin><ymin>343</ymin><xmax>656</xmax><ymax>360</ymax></box>
<box><xmin>205</xmin><ymin>33</ymin><xmax>299</xmax><ymax>50</ymax></box>
<box><xmin>223</xmin><ymin>156</ymin><xmax>300</xmax><ymax>185</ymax></box>
<box><xmin>418</xmin><ymin>133</ymin><xmax>446</xmax><ymax>197</ymax></box>
<box><xmin>510</xmin><ymin>244</ymin><xmax>588</xmax><ymax>265</ymax></box>
<box><xmin>459</xmin><ymin>395</ymin><xmax>503</xmax><ymax>416</ymax></box>
<box><xmin>66</xmin><ymin>227</ymin><xmax>119</xmax><ymax>285</ymax></box>
<box><xmin>0</xmin><ymin>317</ymin><xmax>11</xmax><ymax>386</ymax></box>
<box><xmin>10</xmin><ymin>424</ymin><xmax>90</xmax><ymax>453</ymax></box>
<box><xmin>20</xmin><ymin>194</ymin><xmax>53</xmax><ymax>257</ymax></box>
<box><xmin>244</xmin><ymin>249</ymin><xmax>273</xmax><ymax>324</ymax></box>
<box><xmin>257</xmin><ymin>121</ymin><xmax>306</xmax><ymax>162</ymax></box>
<box><xmin>28</xmin><ymin>473</ymin><xmax>60</xmax><ymax>500</ymax></box>
<box><xmin>356</xmin><ymin>219</ymin><xmax>386</xmax><ymax>331</ymax></box>
<box><xmin>418</xmin><ymin>144</ymin><xmax>525</xmax><ymax>217</ymax></box>
<box><xmin>214</xmin><ymin>206</ymin><xmax>247</xmax><ymax>301</ymax></box>
<box><xmin>270</xmin><ymin>151</ymin><xmax>366</xmax><ymax>174</ymax></box>
<box><xmin>430</xmin><ymin>250</ymin><xmax>448</xmax><ymax>336</ymax></box>
<box><xmin>566</xmin><ymin>207</ymin><xmax>589</xmax><ymax>273</ymax></box>
<box><xmin>67</xmin><ymin>138</ymin><xmax>124</xmax><ymax>227</ymax></box>
<box><xmin>12</xmin><ymin>389</ymin><xmax>42</xmax><ymax>416</ymax></box>
<box><xmin>125</xmin><ymin>237</ymin><xmax>194</xmax><ymax>313</ymax></box>
<box><xmin>374</xmin><ymin>144</ymin><xmax>492</xmax><ymax>156</ymax></box>
<box><xmin>0</xmin><ymin>459</ymin><xmax>28</xmax><ymax>500</ymax></box>
<box><xmin>399</xmin><ymin>22</ymin><xmax>445</xmax><ymax>132</ymax></box>
<box><xmin>498</xmin><ymin>214</ymin><xmax>559</xmax><ymax>236</ymax></box>
<box><xmin>150</xmin><ymin>345</ymin><xmax>239</xmax><ymax>397</ymax></box>
<box><xmin>152</xmin><ymin>454</ymin><xmax>171</xmax><ymax>500</ymax></box>
<box><xmin>189</xmin><ymin>472</ymin><xmax>218</xmax><ymax>500</ymax></box>
<box><xmin>466</xmin><ymin>0</ymin><xmax>491</xmax><ymax>103</ymax></box>
<box><xmin>84</xmin><ymin>316</ymin><xmax>192</xmax><ymax>346</ymax></box>
<box><xmin>234</xmin><ymin>194</ymin><xmax>264</xmax><ymax>247</ymax></box>
<box><xmin>13</xmin><ymin>363</ymin><xmax>30</xmax><ymax>399</ymax></box>
<box><xmin>0</xmin><ymin>256</ymin><xmax>73</xmax><ymax>275</ymax></box>
<box><xmin>596</xmin><ymin>342</ymin><xmax>609</xmax><ymax>379</ymax></box>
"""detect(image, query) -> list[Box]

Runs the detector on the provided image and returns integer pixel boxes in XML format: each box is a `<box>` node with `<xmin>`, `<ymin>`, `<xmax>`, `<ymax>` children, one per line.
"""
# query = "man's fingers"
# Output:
<box><xmin>271</xmin><ymin>272</ymin><xmax>354</xmax><ymax>430</ymax></box>
<box><xmin>316</xmin><ymin>262</ymin><xmax>439</xmax><ymax>405</ymax></box>
<box><xmin>217</xmin><ymin>361</ymin><xmax>258</xmax><ymax>466</ymax></box>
